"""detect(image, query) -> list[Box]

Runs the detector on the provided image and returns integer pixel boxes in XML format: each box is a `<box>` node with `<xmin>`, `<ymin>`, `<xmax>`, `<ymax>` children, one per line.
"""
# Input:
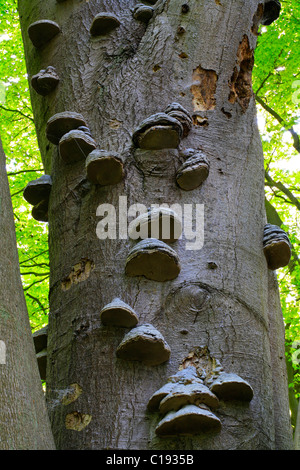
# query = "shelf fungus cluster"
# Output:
<box><xmin>125</xmin><ymin>238</ymin><xmax>181</xmax><ymax>282</ymax></box>
<box><xmin>31</xmin><ymin>66</ymin><xmax>60</xmax><ymax>96</ymax></box>
<box><xmin>90</xmin><ymin>13</ymin><xmax>121</xmax><ymax>36</ymax></box>
<box><xmin>148</xmin><ymin>367</ymin><xmax>221</xmax><ymax>437</ymax></box>
<box><xmin>46</xmin><ymin>112</ymin><xmax>97</xmax><ymax>163</ymax></box>
<box><xmin>132</xmin><ymin>103</ymin><xmax>192</xmax><ymax>150</ymax></box>
<box><xmin>176</xmin><ymin>149</ymin><xmax>210</xmax><ymax>191</ymax></box>
<box><xmin>116</xmin><ymin>324</ymin><xmax>171</xmax><ymax>366</ymax></box>
<box><xmin>263</xmin><ymin>223</ymin><xmax>292</xmax><ymax>270</ymax></box>
<box><xmin>148</xmin><ymin>366</ymin><xmax>254</xmax><ymax>437</ymax></box>
<box><xmin>28</xmin><ymin>20</ymin><xmax>61</xmax><ymax>48</ymax></box>
<box><xmin>128</xmin><ymin>207</ymin><xmax>182</xmax><ymax>243</ymax></box>
<box><xmin>23</xmin><ymin>174</ymin><xmax>52</xmax><ymax>222</ymax></box>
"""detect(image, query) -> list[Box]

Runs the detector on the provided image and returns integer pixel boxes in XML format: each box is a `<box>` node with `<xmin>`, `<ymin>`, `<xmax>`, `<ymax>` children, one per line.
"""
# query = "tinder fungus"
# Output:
<box><xmin>261</xmin><ymin>0</ymin><xmax>281</xmax><ymax>25</ymax></box>
<box><xmin>159</xmin><ymin>383</ymin><xmax>219</xmax><ymax>415</ymax></box>
<box><xmin>59</xmin><ymin>129</ymin><xmax>97</xmax><ymax>163</ymax></box>
<box><xmin>33</xmin><ymin>326</ymin><xmax>48</xmax><ymax>354</ymax></box>
<box><xmin>116</xmin><ymin>324</ymin><xmax>171</xmax><ymax>366</ymax></box>
<box><xmin>23</xmin><ymin>174</ymin><xmax>52</xmax><ymax>222</ymax></box>
<box><xmin>165</xmin><ymin>102</ymin><xmax>192</xmax><ymax>138</ymax></box>
<box><xmin>125</xmin><ymin>238</ymin><xmax>181</xmax><ymax>282</ymax></box>
<box><xmin>132</xmin><ymin>113</ymin><xmax>183</xmax><ymax>150</ymax></box>
<box><xmin>36</xmin><ymin>349</ymin><xmax>47</xmax><ymax>380</ymax></box>
<box><xmin>31</xmin><ymin>66</ymin><xmax>60</xmax><ymax>96</ymax></box>
<box><xmin>263</xmin><ymin>223</ymin><xmax>292</xmax><ymax>270</ymax></box>
<box><xmin>90</xmin><ymin>13</ymin><xmax>121</xmax><ymax>36</ymax></box>
<box><xmin>176</xmin><ymin>151</ymin><xmax>210</xmax><ymax>191</ymax></box>
<box><xmin>28</xmin><ymin>20</ymin><xmax>61</xmax><ymax>48</ymax></box>
<box><xmin>155</xmin><ymin>404</ymin><xmax>221</xmax><ymax>437</ymax></box>
<box><xmin>85</xmin><ymin>150</ymin><xmax>124</xmax><ymax>186</ymax></box>
<box><xmin>128</xmin><ymin>207</ymin><xmax>182</xmax><ymax>243</ymax></box>
<box><xmin>209</xmin><ymin>372</ymin><xmax>254</xmax><ymax>402</ymax></box>
<box><xmin>133</xmin><ymin>4</ymin><xmax>154</xmax><ymax>22</ymax></box>
<box><xmin>46</xmin><ymin>112</ymin><xmax>88</xmax><ymax>145</ymax></box>
<box><xmin>100</xmin><ymin>298</ymin><xmax>139</xmax><ymax>328</ymax></box>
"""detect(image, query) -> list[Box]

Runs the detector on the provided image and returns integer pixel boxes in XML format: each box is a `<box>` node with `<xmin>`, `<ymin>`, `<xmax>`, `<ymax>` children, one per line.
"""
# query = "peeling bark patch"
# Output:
<box><xmin>61</xmin><ymin>259</ymin><xmax>94</xmax><ymax>291</ymax></box>
<box><xmin>180</xmin><ymin>346</ymin><xmax>220</xmax><ymax>381</ymax></box>
<box><xmin>252</xmin><ymin>4</ymin><xmax>264</xmax><ymax>36</ymax></box>
<box><xmin>191</xmin><ymin>67</ymin><xmax>217</xmax><ymax>111</ymax></box>
<box><xmin>192</xmin><ymin>114</ymin><xmax>209</xmax><ymax>127</ymax></box>
<box><xmin>65</xmin><ymin>412</ymin><xmax>92</xmax><ymax>431</ymax></box>
<box><xmin>61</xmin><ymin>383</ymin><xmax>83</xmax><ymax>406</ymax></box>
<box><xmin>228</xmin><ymin>35</ymin><xmax>254</xmax><ymax>112</ymax></box>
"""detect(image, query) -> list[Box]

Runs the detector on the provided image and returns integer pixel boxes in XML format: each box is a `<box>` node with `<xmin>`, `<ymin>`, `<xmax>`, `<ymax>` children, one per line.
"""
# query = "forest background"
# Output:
<box><xmin>0</xmin><ymin>0</ymin><xmax>300</xmax><ymax>436</ymax></box>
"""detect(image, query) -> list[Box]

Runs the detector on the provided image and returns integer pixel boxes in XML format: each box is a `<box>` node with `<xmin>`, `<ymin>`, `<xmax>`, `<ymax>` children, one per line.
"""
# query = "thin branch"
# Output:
<box><xmin>255</xmin><ymin>94</ymin><xmax>300</xmax><ymax>153</ymax></box>
<box><xmin>7</xmin><ymin>169</ymin><xmax>44</xmax><ymax>176</ymax></box>
<box><xmin>0</xmin><ymin>104</ymin><xmax>34</xmax><ymax>122</ymax></box>
<box><xmin>23</xmin><ymin>277</ymin><xmax>49</xmax><ymax>292</ymax></box>
<box><xmin>265</xmin><ymin>171</ymin><xmax>300</xmax><ymax>211</ymax></box>
<box><xmin>19</xmin><ymin>250</ymin><xmax>49</xmax><ymax>265</ymax></box>
<box><xmin>26</xmin><ymin>292</ymin><xmax>47</xmax><ymax>314</ymax></box>
<box><xmin>20</xmin><ymin>271</ymin><xmax>50</xmax><ymax>277</ymax></box>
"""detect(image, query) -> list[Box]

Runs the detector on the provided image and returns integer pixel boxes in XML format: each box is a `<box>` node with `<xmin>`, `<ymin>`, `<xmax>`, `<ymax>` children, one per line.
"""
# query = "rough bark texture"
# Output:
<box><xmin>18</xmin><ymin>0</ymin><xmax>293</xmax><ymax>450</ymax></box>
<box><xmin>0</xmin><ymin>138</ymin><xmax>55</xmax><ymax>450</ymax></box>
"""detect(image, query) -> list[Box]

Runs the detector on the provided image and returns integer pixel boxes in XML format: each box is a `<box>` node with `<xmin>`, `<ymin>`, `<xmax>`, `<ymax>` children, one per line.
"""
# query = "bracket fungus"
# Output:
<box><xmin>31</xmin><ymin>66</ymin><xmax>60</xmax><ymax>96</ymax></box>
<box><xmin>133</xmin><ymin>4</ymin><xmax>154</xmax><ymax>22</ymax></box>
<box><xmin>261</xmin><ymin>0</ymin><xmax>281</xmax><ymax>25</ymax></box>
<box><xmin>90</xmin><ymin>13</ymin><xmax>121</xmax><ymax>36</ymax></box>
<box><xmin>33</xmin><ymin>326</ymin><xmax>48</xmax><ymax>380</ymax></box>
<box><xmin>263</xmin><ymin>223</ymin><xmax>292</xmax><ymax>270</ymax></box>
<box><xmin>23</xmin><ymin>174</ymin><xmax>52</xmax><ymax>222</ymax></box>
<box><xmin>28</xmin><ymin>20</ymin><xmax>61</xmax><ymax>48</ymax></box>
<box><xmin>125</xmin><ymin>238</ymin><xmax>181</xmax><ymax>282</ymax></box>
<box><xmin>100</xmin><ymin>298</ymin><xmax>139</xmax><ymax>328</ymax></box>
<box><xmin>155</xmin><ymin>404</ymin><xmax>221</xmax><ymax>437</ymax></box>
<box><xmin>59</xmin><ymin>129</ymin><xmax>97</xmax><ymax>164</ymax></box>
<box><xmin>116</xmin><ymin>323</ymin><xmax>171</xmax><ymax>366</ymax></box>
<box><xmin>46</xmin><ymin>112</ymin><xmax>88</xmax><ymax>145</ymax></box>
<box><xmin>176</xmin><ymin>150</ymin><xmax>210</xmax><ymax>191</ymax></box>
<box><xmin>148</xmin><ymin>366</ymin><xmax>221</xmax><ymax>437</ymax></box>
<box><xmin>85</xmin><ymin>149</ymin><xmax>124</xmax><ymax>186</ymax></box>
<box><xmin>132</xmin><ymin>113</ymin><xmax>183</xmax><ymax>150</ymax></box>
<box><xmin>165</xmin><ymin>102</ymin><xmax>192</xmax><ymax>138</ymax></box>
<box><xmin>209</xmin><ymin>372</ymin><xmax>254</xmax><ymax>402</ymax></box>
<box><xmin>128</xmin><ymin>207</ymin><xmax>182</xmax><ymax>243</ymax></box>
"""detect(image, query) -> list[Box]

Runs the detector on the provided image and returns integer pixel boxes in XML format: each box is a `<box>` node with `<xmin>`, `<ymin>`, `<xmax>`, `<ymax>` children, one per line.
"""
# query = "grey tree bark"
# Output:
<box><xmin>18</xmin><ymin>0</ymin><xmax>293</xmax><ymax>450</ymax></box>
<box><xmin>0</xmin><ymin>138</ymin><xmax>55</xmax><ymax>450</ymax></box>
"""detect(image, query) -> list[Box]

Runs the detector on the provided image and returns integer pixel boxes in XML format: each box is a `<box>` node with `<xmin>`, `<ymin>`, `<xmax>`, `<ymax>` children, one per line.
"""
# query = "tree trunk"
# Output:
<box><xmin>18</xmin><ymin>0</ymin><xmax>293</xmax><ymax>450</ymax></box>
<box><xmin>0</xmin><ymin>138</ymin><xmax>55</xmax><ymax>450</ymax></box>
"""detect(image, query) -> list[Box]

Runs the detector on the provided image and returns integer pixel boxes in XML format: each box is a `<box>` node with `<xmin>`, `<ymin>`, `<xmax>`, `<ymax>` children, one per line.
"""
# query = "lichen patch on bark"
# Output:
<box><xmin>228</xmin><ymin>35</ymin><xmax>254</xmax><ymax>112</ymax></box>
<box><xmin>65</xmin><ymin>412</ymin><xmax>92</xmax><ymax>431</ymax></box>
<box><xmin>61</xmin><ymin>259</ymin><xmax>94</xmax><ymax>291</ymax></box>
<box><xmin>191</xmin><ymin>66</ymin><xmax>218</xmax><ymax>111</ymax></box>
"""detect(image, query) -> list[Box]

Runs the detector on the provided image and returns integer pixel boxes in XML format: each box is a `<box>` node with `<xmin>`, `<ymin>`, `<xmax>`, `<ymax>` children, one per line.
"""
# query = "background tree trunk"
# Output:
<box><xmin>0</xmin><ymin>138</ymin><xmax>55</xmax><ymax>450</ymax></box>
<box><xmin>18</xmin><ymin>0</ymin><xmax>293</xmax><ymax>450</ymax></box>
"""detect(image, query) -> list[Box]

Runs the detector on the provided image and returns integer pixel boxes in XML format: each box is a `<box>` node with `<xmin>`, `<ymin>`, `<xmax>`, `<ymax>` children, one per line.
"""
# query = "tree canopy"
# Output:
<box><xmin>0</xmin><ymin>0</ymin><xmax>299</xmax><ymax>438</ymax></box>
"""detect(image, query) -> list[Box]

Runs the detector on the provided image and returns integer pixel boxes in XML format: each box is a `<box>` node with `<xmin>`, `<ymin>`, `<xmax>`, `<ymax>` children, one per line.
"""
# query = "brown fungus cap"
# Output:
<box><xmin>125</xmin><ymin>238</ymin><xmax>181</xmax><ymax>282</ymax></box>
<box><xmin>23</xmin><ymin>174</ymin><xmax>52</xmax><ymax>206</ymax></box>
<box><xmin>116</xmin><ymin>323</ymin><xmax>171</xmax><ymax>366</ymax></box>
<box><xmin>46</xmin><ymin>112</ymin><xmax>88</xmax><ymax>145</ymax></box>
<box><xmin>263</xmin><ymin>224</ymin><xmax>291</xmax><ymax>270</ymax></box>
<box><xmin>100</xmin><ymin>298</ymin><xmax>139</xmax><ymax>328</ymax></box>
<box><xmin>128</xmin><ymin>207</ymin><xmax>182</xmax><ymax>243</ymax></box>
<box><xmin>90</xmin><ymin>13</ymin><xmax>121</xmax><ymax>36</ymax></box>
<box><xmin>159</xmin><ymin>383</ymin><xmax>219</xmax><ymax>415</ymax></box>
<box><xmin>31</xmin><ymin>199</ymin><xmax>49</xmax><ymax>222</ymax></box>
<box><xmin>261</xmin><ymin>0</ymin><xmax>281</xmax><ymax>26</ymax></box>
<box><xmin>32</xmin><ymin>326</ymin><xmax>48</xmax><ymax>354</ymax></box>
<box><xmin>36</xmin><ymin>349</ymin><xmax>47</xmax><ymax>381</ymax></box>
<box><xmin>147</xmin><ymin>383</ymin><xmax>176</xmax><ymax>412</ymax></box>
<box><xmin>165</xmin><ymin>102</ymin><xmax>192</xmax><ymax>138</ymax></box>
<box><xmin>209</xmin><ymin>372</ymin><xmax>254</xmax><ymax>402</ymax></box>
<box><xmin>59</xmin><ymin>130</ymin><xmax>97</xmax><ymax>164</ymax></box>
<box><xmin>132</xmin><ymin>113</ymin><xmax>183</xmax><ymax>150</ymax></box>
<box><xmin>133</xmin><ymin>4</ymin><xmax>154</xmax><ymax>22</ymax></box>
<box><xmin>28</xmin><ymin>20</ymin><xmax>61</xmax><ymax>48</ymax></box>
<box><xmin>176</xmin><ymin>152</ymin><xmax>210</xmax><ymax>191</ymax></box>
<box><xmin>31</xmin><ymin>67</ymin><xmax>60</xmax><ymax>96</ymax></box>
<box><xmin>155</xmin><ymin>404</ymin><xmax>221</xmax><ymax>437</ymax></box>
<box><xmin>86</xmin><ymin>150</ymin><xmax>124</xmax><ymax>186</ymax></box>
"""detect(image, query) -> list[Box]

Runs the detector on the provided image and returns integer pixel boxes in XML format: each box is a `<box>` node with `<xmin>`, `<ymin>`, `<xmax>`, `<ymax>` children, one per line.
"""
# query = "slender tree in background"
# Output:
<box><xmin>16</xmin><ymin>0</ymin><xmax>294</xmax><ymax>449</ymax></box>
<box><xmin>0</xmin><ymin>138</ymin><xmax>55</xmax><ymax>450</ymax></box>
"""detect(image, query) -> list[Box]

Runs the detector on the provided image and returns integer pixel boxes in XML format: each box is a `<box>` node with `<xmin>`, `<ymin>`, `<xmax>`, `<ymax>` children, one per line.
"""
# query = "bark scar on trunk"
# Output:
<box><xmin>190</xmin><ymin>66</ymin><xmax>218</xmax><ymax>111</ymax></box>
<box><xmin>61</xmin><ymin>258</ymin><xmax>94</xmax><ymax>291</ymax></box>
<box><xmin>228</xmin><ymin>35</ymin><xmax>254</xmax><ymax>112</ymax></box>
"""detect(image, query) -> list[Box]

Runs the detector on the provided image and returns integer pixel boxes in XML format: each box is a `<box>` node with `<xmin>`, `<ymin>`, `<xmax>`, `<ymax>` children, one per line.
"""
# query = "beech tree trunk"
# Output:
<box><xmin>0</xmin><ymin>138</ymin><xmax>55</xmax><ymax>450</ymax></box>
<box><xmin>18</xmin><ymin>0</ymin><xmax>293</xmax><ymax>450</ymax></box>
